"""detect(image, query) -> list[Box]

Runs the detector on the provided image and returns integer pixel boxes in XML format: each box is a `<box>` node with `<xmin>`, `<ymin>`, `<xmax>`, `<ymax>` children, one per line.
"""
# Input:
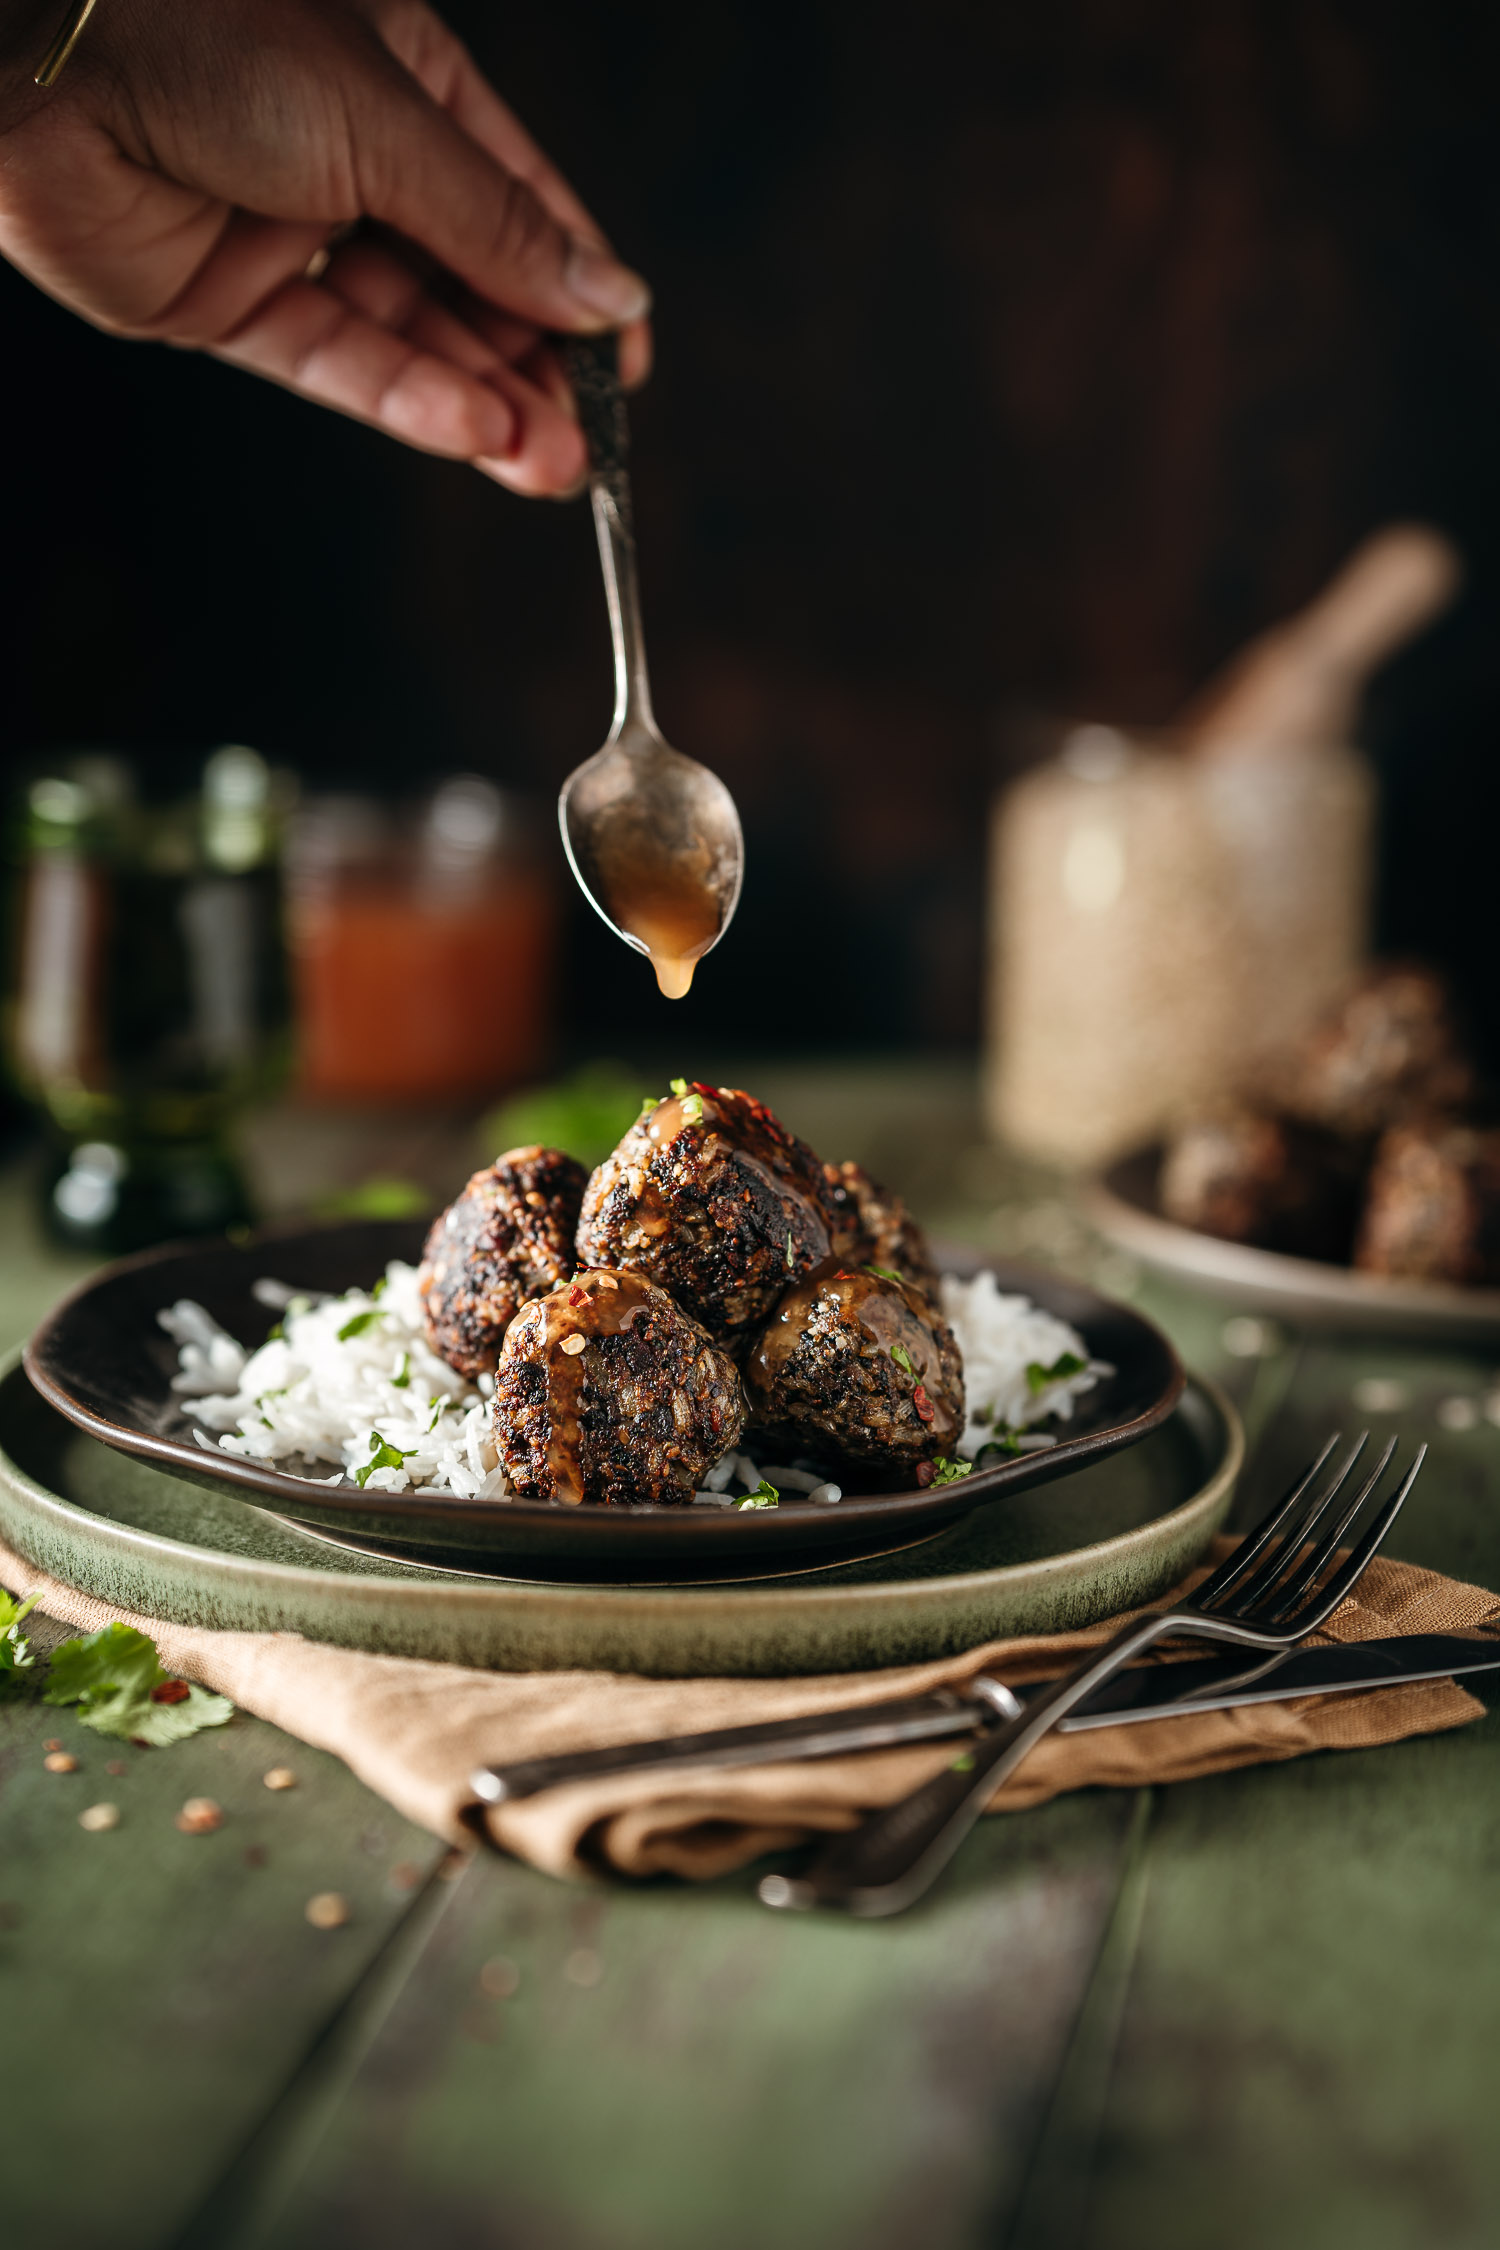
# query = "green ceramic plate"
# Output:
<box><xmin>0</xmin><ymin>1354</ymin><xmax>1241</xmax><ymax>1677</ymax></box>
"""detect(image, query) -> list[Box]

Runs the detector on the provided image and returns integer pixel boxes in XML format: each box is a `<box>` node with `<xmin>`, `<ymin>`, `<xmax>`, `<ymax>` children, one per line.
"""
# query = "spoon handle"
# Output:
<box><xmin>563</xmin><ymin>334</ymin><xmax>653</xmax><ymax>736</ymax></box>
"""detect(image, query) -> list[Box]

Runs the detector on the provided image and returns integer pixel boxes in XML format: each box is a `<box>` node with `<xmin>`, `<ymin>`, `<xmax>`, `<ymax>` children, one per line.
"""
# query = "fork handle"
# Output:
<box><xmin>763</xmin><ymin>1612</ymin><xmax>1183</xmax><ymax>1918</ymax></box>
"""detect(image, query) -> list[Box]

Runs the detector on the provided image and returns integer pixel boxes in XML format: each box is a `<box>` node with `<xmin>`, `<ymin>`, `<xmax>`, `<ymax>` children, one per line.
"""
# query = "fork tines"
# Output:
<box><xmin>1197</xmin><ymin>1433</ymin><xmax>1427</xmax><ymax>1637</ymax></box>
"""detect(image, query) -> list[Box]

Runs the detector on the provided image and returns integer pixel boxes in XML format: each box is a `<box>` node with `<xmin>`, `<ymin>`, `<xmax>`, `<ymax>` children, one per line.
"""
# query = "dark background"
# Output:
<box><xmin>3</xmin><ymin>0</ymin><xmax>1497</xmax><ymax>1061</ymax></box>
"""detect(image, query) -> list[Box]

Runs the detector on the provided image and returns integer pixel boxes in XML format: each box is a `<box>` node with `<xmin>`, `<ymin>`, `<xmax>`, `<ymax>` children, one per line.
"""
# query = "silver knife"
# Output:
<box><xmin>470</xmin><ymin>1632</ymin><xmax>1500</xmax><ymax>1805</ymax></box>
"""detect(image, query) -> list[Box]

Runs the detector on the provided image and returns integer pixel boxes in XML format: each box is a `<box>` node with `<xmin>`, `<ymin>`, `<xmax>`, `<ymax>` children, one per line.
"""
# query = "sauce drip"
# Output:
<box><xmin>530</xmin><ymin>1270</ymin><xmax>660</xmax><ymax>1504</ymax></box>
<box><xmin>605</xmin><ymin>857</ymin><xmax>722</xmax><ymax>1000</ymax></box>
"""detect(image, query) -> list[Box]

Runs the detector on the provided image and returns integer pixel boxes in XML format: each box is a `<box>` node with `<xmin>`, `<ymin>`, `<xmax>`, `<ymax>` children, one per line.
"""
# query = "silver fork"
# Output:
<box><xmin>759</xmin><ymin>1431</ymin><xmax>1425</xmax><ymax>1919</ymax></box>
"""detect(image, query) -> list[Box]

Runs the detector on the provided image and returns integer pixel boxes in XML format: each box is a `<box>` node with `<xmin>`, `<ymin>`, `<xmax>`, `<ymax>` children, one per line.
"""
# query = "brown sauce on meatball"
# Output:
<box><xmin>510</xmin><ymin>1270</ymin><xmax>658</xmax><ymax>1504</ymax></box>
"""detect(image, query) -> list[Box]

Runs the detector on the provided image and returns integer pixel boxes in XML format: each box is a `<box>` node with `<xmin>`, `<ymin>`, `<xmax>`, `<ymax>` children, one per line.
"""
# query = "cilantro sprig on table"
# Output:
<box><xmin>1</xmin><ymin>1589</ymin><xmax>233</xmax><ymax>1745</ymax></box>
<box><xmin>44</xmin><ymin>1623</ymin><xmax>234</xmax><ymax>1746</ymax></box>
<box><xmin>0</xmin><ymin>1588</ymin><xmax>40</xmax><ymax>1679</ymax></box>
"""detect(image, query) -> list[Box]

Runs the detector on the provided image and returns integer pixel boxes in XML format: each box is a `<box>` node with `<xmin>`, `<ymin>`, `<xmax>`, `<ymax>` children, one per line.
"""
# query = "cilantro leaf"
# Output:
<box><xmin>863</xmin><ymin>1264</ymin><xmax>904</xmax><ymax>1285</ymax></box>
<box><xmin>670</xmin><ymin>1077</ymin><xmax>688</xmax><ymax>1096</ymax></box>
<box><xmin>338</xmin><ymin>1307</ymin><xmax>384</xmax><ymax>1342</ymax></box>
<box><xmin>680</xmin><ymin>1093</ymin><xmax>704</xmax><ymax>1123</ymax></box>
<box><xmin>738</xmin><ymin>1481</ymin><xmax>780</xmax><ymax>1510</ymax></box>
<box><xmin>0</xmin><ymin>1588</ymin><xmax>40</xmax><ymax>1680</ymax></box>
<box><xmin>391</xmin><ymin>1352</ymin><xmax>411</xmax><ymax>1388</ymax></box>
<box><xmin>1026</xmin><ymin>1351</ymin><xmax>1086</xmax><ymax>1396</ymax></box>
<box><xmin>890</xmin><ymin>1343</ymin><xmax>915</xmax><ymax>1375</ymax></box>
<box><xmin>43</xmin><ymin>1621</ymin><xmax>233</xmax><ymax>1743</ymax></box>
<box><xmin>928</xmin><ymin>1456</ymin><xmax>973</xmax><ymax>1486</ymax></box>
<box><xmin>974</xmin><ymin>1434</ymin><xmax>1024</xmax><ymax>1469</ymax></box>
<box><xmin>354</xmin><ymin>1433</ymin><xmax>416</xmax><ymax>1487</ymax></box>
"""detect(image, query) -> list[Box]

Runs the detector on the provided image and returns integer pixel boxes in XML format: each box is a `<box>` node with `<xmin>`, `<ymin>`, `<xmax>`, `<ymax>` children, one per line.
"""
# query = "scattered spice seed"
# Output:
<box><xmin>479</xmin><ymin>1956</ymin><xmax>519</xmax><ymax>1999</ymax></box>
<box><xmin>305</xmin><ymin>1891</ymin><xmax>350</xmax><ymax>1929</ymax></box>
<box><xmin>78</xmin><ymin>1803</ymin><xmax>120</xmax><ymax>1832</ymax></box>
<box><xmin>559</xmin><ymin>1332</ymin><xmax>587</xmax><ymax>1356</ymax></box>
<box><xmin>263</xmin><ymin>1766</ymin><xmax>297</xmax><ymax>1791</ymax></box>
<box><xmin>43</xmin><ymin>1737</ymin><xmax>62</xmax><ymax>1753</ymax></box>
<box><xmin>44</xmin><ymin>1751</ymin><xmax>79</xmax><ymax>1774</ymax></box>
<box><xmin>175</xmin><ymin>1796</ymin><xmax>223</xmax><ymax>1835</ymax></box>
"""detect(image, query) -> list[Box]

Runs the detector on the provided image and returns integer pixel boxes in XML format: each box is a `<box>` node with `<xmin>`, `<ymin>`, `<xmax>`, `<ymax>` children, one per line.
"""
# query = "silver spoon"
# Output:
<box><xmin>557</xmin><ymin>336</ymin><xmax>744</xmax><ymax>999</ymax></box>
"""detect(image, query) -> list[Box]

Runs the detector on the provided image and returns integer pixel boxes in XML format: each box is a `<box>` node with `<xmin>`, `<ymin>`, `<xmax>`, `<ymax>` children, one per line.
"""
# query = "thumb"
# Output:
<box><xmin>353</xmin><ymin>59</ymin><xmax>650</xmax><ymax>331</ymax></box>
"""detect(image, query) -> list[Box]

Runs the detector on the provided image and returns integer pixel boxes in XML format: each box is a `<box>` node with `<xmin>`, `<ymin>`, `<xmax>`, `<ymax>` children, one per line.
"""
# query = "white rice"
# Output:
<box><xmin>164</xmin><ymin>1263</ymin><xmax>1108</xmax><ymax>1501</ymax></box>
<box><xmin>939</xmin><ymin>1270</ymin><xmax>1110</xmax><ymax>1459</ymax></box>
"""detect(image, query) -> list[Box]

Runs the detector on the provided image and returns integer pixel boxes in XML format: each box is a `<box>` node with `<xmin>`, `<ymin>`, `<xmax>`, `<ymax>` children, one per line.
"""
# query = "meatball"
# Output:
<box><xmin>1355</xmin><ymin>1123</ymin><xmax>1500</xmax><ymax>1284</ymax></box>
<box><xmin>420</xmin><ymin>1145</ymin><xmax>586</xmax><ymax>1380</ymax></box>
<box><xmin>822</xmin><ymin>1159</ymin><xmax>940</xmax><ymax>1296</ymax></box>
<box><xmin>575</xmin><ymin>1085</ymin><xmax>837</xmax><ymax>1344</ymax></box>
<box><xmin>1159</xmin><ymin>1107</ymin><xmax>1362</xmax><ymax>1262</ymax></box>
<box><xmin>1285</xmin><ymin>964</ymin><xmax>1474</xmax><ymax>1136</ymax></box>
<box><xmin>745</xmin><ymin>1266</ymin><xmax>965</xmax><ymax>1469</ymax></box>
<box><xmin>492</xmin><ymin>1268</ymin><xmax>746</xmax><ymax>1505</ymax></box>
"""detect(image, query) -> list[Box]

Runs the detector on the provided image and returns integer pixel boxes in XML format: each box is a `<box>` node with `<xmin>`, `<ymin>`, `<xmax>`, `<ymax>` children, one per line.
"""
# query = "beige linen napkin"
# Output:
<box><xmin>1</xmin><ymin>1529</ymin><xmax>1493</xmax><ymax>1882</ymax></box>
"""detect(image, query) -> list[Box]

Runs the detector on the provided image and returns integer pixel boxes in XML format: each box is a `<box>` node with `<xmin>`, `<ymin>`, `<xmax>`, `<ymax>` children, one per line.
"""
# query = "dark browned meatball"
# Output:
<box><xmin>575</xmin><ymin>1086</ymin><xmax>837</xmax><ymax>1344</ymax></box>
<box><xmin>745</xmin><ymin>1266</ymin><xmax>964</xmax><ymax>1469</ymax></box>
<box><xmin>420</xmin><ymin>1146</ymin><xmax>586</xmax><ymax>1380</ymax></box>
<box><xmin>1285</xmin><ymin>964</ymin><xmax>1474</xmax><ymax>1135</ymax></box>
<box><xmin>492</xmin><ymin>1268</ymin><xmax>746</xmax><ymax>1505</ymax></box>
<box><xmin>1355</xmin><ymin>1123</ymin><xmax>1500</xmax><ymax>1284</ymax></box>
<box><xmin>1159</xmin><ymin>1107</ymin><xmax>1362</xmax><ymax>1262</ymax></box>
<box><xmin>822</xmin><ymin>1159</ymin><xmax>941</xmax><ymax>1296</ymax></box>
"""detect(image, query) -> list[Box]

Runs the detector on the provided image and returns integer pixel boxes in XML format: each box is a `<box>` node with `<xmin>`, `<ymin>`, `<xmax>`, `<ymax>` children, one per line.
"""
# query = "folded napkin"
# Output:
<box><xmin>2</xmin><ymin>1527</ymin><xmax>1493</xmax><ymax>1882</ymax></box>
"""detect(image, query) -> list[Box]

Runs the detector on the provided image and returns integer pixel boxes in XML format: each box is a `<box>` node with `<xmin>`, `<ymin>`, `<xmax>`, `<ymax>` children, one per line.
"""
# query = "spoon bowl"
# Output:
<box><xmin>558</xmin><ymin>338</ymin><xmax>744</xmax><ymax>998</ymax></box>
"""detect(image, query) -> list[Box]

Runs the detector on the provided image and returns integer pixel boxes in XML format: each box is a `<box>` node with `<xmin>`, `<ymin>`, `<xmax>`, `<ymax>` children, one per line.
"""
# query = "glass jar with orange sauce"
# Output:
<box><xmin>287</xmin><ymin>777</ymin><xmax>556</xmax><ymax>1104</ymax></box>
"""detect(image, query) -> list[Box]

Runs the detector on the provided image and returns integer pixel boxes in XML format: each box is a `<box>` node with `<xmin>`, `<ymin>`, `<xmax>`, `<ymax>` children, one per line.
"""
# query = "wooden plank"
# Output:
<box><xmin>1019</xmin><ymin>1329</ymin><xmax>1500</xmax><ymax>2250</ymax></box>
<box><xmin>200</xmin><ymin>1794</ymin><xmax>1143</xmax><ymax>2250</ymax></box>
<box><xmin>0</xmin><ymin>1627</ymin><xmax>446</xmax><ymax>2250</ymax></box>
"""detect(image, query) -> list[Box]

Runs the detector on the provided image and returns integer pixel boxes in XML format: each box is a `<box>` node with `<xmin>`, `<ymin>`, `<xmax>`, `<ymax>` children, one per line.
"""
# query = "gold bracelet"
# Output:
<box><xmin>35</xmin><ymin>0</ymin><xmax>99</xmax><ymax>87</ymax></box>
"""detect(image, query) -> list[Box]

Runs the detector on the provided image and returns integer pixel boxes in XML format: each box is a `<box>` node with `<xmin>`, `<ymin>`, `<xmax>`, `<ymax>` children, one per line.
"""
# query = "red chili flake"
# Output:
<box><xmin>913</xmin><ymin>1386</ymin><xmax>935</xmax><ymax>1425</ymax></box>
<box><xmin>151</xmin><ymin>1679</ymin><xmax>191</xmax><ymax>1705</ymax></box>
<box><xmin>568</xmin><ymin>1285</ymin><xmax>587</xmax><ymax>1307</ymax></box>
<box><xmin>915</xmin><ymin>1460</ymin><xmax>936</xmax><ymax>1487</ymax></box>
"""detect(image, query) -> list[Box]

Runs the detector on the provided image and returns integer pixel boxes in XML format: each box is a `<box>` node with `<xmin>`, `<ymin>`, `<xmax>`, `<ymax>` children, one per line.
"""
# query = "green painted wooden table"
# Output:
<box><xmin>3</xmin><ymin>1067</ymin><xmax>1499</xmax><ymax>2250</ymax></box>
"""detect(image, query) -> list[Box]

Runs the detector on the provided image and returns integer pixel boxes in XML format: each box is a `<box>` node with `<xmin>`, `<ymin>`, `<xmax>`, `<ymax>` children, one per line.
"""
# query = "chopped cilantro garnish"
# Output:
<box><xmin>680</xmin><ymin>1093</ymin><xmax>705</xmax><ymax>1123</ymax></box>
<box><xmin>265</xmin><ymin>1320</ymin><xmax>284</xmax><ymax>1341</ymax></box>
<box><xmin>974</xmin><ymin>1434</ymin><xmax>1024</xmax><ymax>1469</ymax></box>
<box><xmin>391</xmin><ymin>1352</ymin><xmax>411</xmax><ymax>1388</ymax></box>
<box><xmin>1026</xmin><ymin>1351</ymin><xmax>1086</xmax><ymax>1396</ymax></box>
<box><xmin>890</xmin><ymin>1343</ymin><xmax>915</xmax><ymax>1375</ymax></box>
<box><xmin>641</xmin><ymin>1096</ymin><xmax>660</xmax><ymax>1114</ymax></box>
<box><xmin>44</xmin><ymin>1622</ymin><xmax>233</xmax><ymax>1745</ymax></box>
<box><xmin>670</xmin><ymin>1077</ymin><xmax>688</xmax><ymax>1097</ymax></box>
<box><xmin>863</xmin><ymin>1264</ymin><xmax>903</xmax><ymax>1285</ymax></box>
<box><xmin>426</xmin><ymin>1398</ymin><xmax>445</xmax><ymax>1432</ymax></box>
<box><xmin>338</xmin><ymin>1307</ymin><xmax>384</xmax><ymax>1342</ymax></box>
<box><xmin>928</xmin><ymin>1456</ymin><xmax>973</xmax><ymax>1486</ymax></box>
<box><xmin>738</xmin><ymin>1481</ymin><xmax>780</xmax><ymax>1510</ymax></box>
<box><xmin>949</xmin><ymin>1751</ymin><xmax>976</xmax><ymax>1773</ymax></box>
<box><xmin>354</xmin><ymin>1433</ymin><xmax>416</xmax><ymax>1486</ymax></box>
<box><xmin>0</xmin><ymin>1588</ymin><xmax>40</xmax><ymax>1681</ymax></box>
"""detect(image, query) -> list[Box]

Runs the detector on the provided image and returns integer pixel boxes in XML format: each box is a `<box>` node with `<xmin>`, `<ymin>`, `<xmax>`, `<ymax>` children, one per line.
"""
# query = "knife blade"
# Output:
<box><xmin>469</xmin><ymin>1632</ymin><xmax>1500</xmax><ymax>1805</ymax></box>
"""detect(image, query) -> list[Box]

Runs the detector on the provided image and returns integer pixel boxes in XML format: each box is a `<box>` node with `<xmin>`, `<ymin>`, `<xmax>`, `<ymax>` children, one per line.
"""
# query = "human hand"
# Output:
<box><xmin>0</xmin><ymin>0</ymin><xmax>651</xmax><ymax>493</ymax></box>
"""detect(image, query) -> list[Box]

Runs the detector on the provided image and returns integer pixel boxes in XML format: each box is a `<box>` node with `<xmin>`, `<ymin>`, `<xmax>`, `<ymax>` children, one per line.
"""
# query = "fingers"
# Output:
<box><xmin>375</xmin><ymin>4</ymin><xmax>653</xmax><ymax>387</ymax></box>
<box><xmin>350</xmin><ymin>8</ymin><xmax>652</xmax><ymax>353</ymax></box>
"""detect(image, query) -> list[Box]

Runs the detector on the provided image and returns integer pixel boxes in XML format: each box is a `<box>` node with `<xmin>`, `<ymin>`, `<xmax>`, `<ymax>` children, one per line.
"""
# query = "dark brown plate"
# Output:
<box><xmin>23</xmin><ymin>1221</ymin><xmax>1184</xmax><ymax>1570</ymax></box>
